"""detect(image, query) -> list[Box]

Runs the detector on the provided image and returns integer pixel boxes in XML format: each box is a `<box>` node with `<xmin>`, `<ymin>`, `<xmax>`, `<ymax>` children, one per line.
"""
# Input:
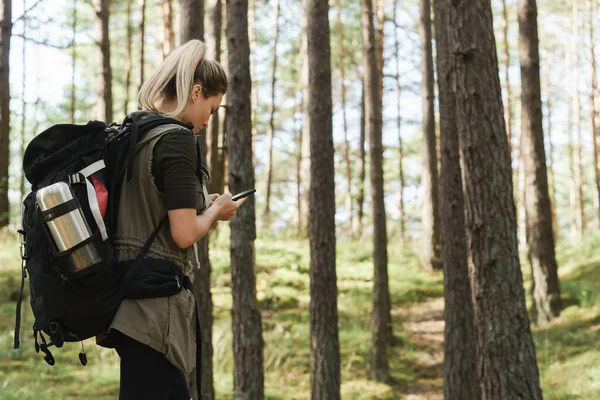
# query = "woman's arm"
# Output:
<box><xmin>168</xmin><ymin>193</ymin><xmax>247</xmax><ymax>248</ymax></box>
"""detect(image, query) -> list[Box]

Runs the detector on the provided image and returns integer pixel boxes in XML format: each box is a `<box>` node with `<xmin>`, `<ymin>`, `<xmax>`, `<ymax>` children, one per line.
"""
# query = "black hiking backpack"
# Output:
<box><xmin>14</xmin><ymin>115</ymin><xmax>192</xmax><ymax>366</ymax></box>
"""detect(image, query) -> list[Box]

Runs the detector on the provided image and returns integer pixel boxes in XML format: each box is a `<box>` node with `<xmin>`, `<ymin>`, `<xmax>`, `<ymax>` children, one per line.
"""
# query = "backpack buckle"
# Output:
<box><xmin>68</xmin><ymin>173</ymin><xmax>85</xmax><ymax>185</ymax></box>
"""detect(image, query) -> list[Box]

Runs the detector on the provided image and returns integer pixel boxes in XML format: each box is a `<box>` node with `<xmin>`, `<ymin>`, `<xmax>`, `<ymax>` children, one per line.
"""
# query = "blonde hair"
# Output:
<box><xmin>137</xmin><ymin>40</ymin><xmax>227</xmax><ymax>118</ymax></box>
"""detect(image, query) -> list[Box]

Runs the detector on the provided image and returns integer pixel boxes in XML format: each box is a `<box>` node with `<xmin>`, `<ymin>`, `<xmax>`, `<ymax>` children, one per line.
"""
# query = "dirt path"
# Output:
<box><xmin>396</xmin><ymin>297</ymin><xmax>445</xmax><ymax>400</ymax></box>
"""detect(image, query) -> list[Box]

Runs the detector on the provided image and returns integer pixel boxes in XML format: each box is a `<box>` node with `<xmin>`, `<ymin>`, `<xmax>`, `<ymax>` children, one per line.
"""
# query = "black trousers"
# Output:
<box><xmin>113</xmin><ymin>330</ymin><xmax>191</xmax><ymax>400</ymax></box>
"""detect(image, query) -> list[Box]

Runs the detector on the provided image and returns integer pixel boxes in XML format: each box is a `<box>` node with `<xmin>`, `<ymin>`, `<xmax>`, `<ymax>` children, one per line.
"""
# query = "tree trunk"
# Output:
<box><xmin>20</xmin><ymin>0</ymin><xmax>27</xmax><ymax>199</ymax></box>
<box><xmin>418</xmin><ymin>0</ymin><xmax>441</xmax><ymax>271</ymax></box>
<box><xmin>307</xmin><ymin>0</ymin><xmax>341</xmax><ymax>397</ymax></box>
<box><xmin>139</xmin><ymin>0</ymin><xmax>146</xmax><ymax>92</ymax></box>
<box><xmin>299</xmin><ymin>0</ymin><xmax>311</xmax><ymax>239</ymax></box>
<box><xmin>0</xmin><ymin>0</ymin><xmax>9</xmax><ymax>227</ymax></box>
<box><xmin>501</xmin><ymin>0</ymin><xmax>513</xmax><ymax>153</ymax></box>
<box><xmin>518</xmin><ymin>0</ymin><xmax>561</xmax><ymax>325</ymax></box>
<box><xmin>392</xmin><ymin>0</ymin><xmax>405</xmax><ymax>248</ymax></box>
<box><xmin>124</xmin><ymin>0</ymin><xmax>133</xmax><ymax>115</ymax></box>
<box><xmin>93</xmin><ymin>0</ymin><xmax>112</xmax><ymax>122</ymax></box>
<box><xmin>208</xmin><ymin>0</ymin><xmax>224</xmax><ymax>196</ymax></box>
<box><xmin>353</xmin><ymin>81</ymin><xmax>366</xmax><ymax>239</ymax></box>
<box><xmin>180</xmin><ymin>0</ymin><xmax>208</xmax><ymax>397</ymax></box>
<box><xmin>335</xmin><ymin>0</ymin><xmax>353</xmax><ymax>229</ymax></box>
<box><xmin>590</xmin><ymin>0</ymin><xmax>600</xmax><ymax>229</ymax></box>
<box><xmin>162</xmin><ymin>0</ymin><xmax>174</xmax><ymax>58</ymax></box>
<box><xmin>449</xmin><ymin>0</ymin><xmax>544</xmax><ymax>398</ymax></box>
<box><xmin>226</xmin><ymin>0</ymin><xmax>265</xmax><ymax>398</ymax></box>
<box><xmin>296</xmin><ymin>91</ymin><xmax>303</xmax><ymax>233</ymax></box>
<box><xmin>571</xmin><ymin>0</ymin><xmax>585</xmax><ymax>236</ymax></box>
<box><xmin>433</xmin><ymin>2</ymin><xmax>478</xmax><ymax>397</ymax></box>
<box><xmin>248</xmin><ymin>0</ymin><xmax>258</xmax><ymax>171</ymax></box>
<box><xmin>361</xmin><ymin>0</ymin><xmax>391</xmax><ymax>383</ymax></box>
<box><xmin>70</xmin><ymin>0</ymin><xmax>77</xmax><ymax>123</ymax></box>
<box><xmin>181</xmin><ymin>0</ymin><xmax>204</xmax><ymax>42</ymax></box>
<box><xmin>543</xmin><ymin>59</ymin><xmax>557</xmax><ymax>241</ymax></box>
<box><xmin>262</xmin><ymin>0</ymin><xmax>280</xmax><ymax>226</ymax></box>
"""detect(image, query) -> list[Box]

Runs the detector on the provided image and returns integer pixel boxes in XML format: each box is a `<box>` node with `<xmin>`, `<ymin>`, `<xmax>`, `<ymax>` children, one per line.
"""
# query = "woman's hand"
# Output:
<box><xmin>211</xmin><ymin>192</ymin><xmax>247</xmax><ymax>221</ymax></box>
<box><xmin>208</xmin><ymin>193</ymin><xmax>220</xmax><ymax>203</ymax></box>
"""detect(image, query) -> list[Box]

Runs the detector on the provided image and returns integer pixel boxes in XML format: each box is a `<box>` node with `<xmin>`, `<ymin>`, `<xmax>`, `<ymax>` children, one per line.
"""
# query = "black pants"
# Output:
<box><xmin>113</xmin><ymin>330</ymin><xmax>191</xmax><ymax>400</ymax></box>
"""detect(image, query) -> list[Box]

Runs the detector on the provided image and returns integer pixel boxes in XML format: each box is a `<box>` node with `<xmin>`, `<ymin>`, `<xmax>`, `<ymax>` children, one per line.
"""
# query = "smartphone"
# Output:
<box><xmin>231</xmin><ymin>189</ymin><xmax>256</xmax><ymax>201</ymax></box>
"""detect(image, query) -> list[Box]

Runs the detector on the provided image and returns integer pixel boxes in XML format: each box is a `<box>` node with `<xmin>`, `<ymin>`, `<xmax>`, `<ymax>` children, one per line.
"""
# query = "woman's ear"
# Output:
<box><xmin>192</xmin><ymin>84</ymin><xmax>203</xmax><ymax>102</ymax></box>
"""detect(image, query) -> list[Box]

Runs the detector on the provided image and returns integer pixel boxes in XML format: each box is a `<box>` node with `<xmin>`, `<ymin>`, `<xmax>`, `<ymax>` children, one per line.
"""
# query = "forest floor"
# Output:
<box><xmin>0</xmin><ymin>227</ymin><xmax>599</xmax><ymax>399</ymax></box>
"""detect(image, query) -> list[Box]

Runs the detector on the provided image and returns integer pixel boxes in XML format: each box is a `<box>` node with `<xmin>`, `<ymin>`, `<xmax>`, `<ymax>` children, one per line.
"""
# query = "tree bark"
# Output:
<box><xmin>139</xmin><ymin>0</ymin><xmax>146</xmax><ymax>92</ymax></box>
<box><xmin>518</xmin><ymin>0</ymin><xmax>561</xmax><ymax>325</ymax></box>
<box><xmin>208</xmin><ymin>0</ymin><xmax>224</xmax><ymax>196</ymax></box>
<box><xmin>181</xmin><ymin>0</ymin><xmax>204</xmax><ymax>42</ymax></box>
<box><xmin>226</xmin><ymin>0</ymin><xmax>265</xmax><ymax>398</ymax></box>
<box><xmin>392</xmin><ymin>0</ymin><xmax>405</xmax><ymax>248</ymax></box>
<box><xmin>70</xmin><ymin>0</ymin><xmax>77</xmax><ymax>123</ymax></box>
<box><xmin>162</xmin><ymin>0</ymin><xmax>174</xmax><ymax>58</ymax></box>
<box><xmin>361</xmin><ymin>0</ymin><xmax>391</xmax><ymax>383</ymax></box>
<box><xmin>0</xmin><ymin>0</ymin><xmax>9</xmax><ymax>227</ymax></box>
<box><xmin>542</xmin><ymin>59</ymin><xmax>557</xmax><ymax>241</ymax></box>
<box><xmin>248</xmin><ymin>0</ymin><xmax>258</xmax><ymax>171</ymax></box>
<box><xmin>418</xmin><ymin>0</ymin><xmax>441</xmax><ymax>271</ymax></box>
<box><xmin>262</xmin><ymin>0</ymin><xmax>280</xmax><ymax>226</ymax></box>
<box><xmin>93</xmin><ymin>0</ymin><xmax>112</xmax><ymax>122</ymax></box>
<box><xmin>335</xmin><ymin>0</ymin><xmax>353</xmax><ymax>229</ymax></box>
<box><xmin>353</xmin><ymin>81</ymin><xmax>366</xmax><ymax>239</ymax></box>
<box><xmin>307</xmin><ymin>0</ymin><xmax>341</xmax><ymax>397</ymax></box>
<box><xmin>432</xmin><ymin>2</ymin><xmax>478</xmax><ymax>397</ymax></box>
<box><xmin>449</xmin><ymin>0</ymin><xmax>543</xmax><ymax>398</ymax></box>
<box><xmin>124</xmin><ymin>0</ymin><xmax>133</xmax><ymax>115</ymax></box>
<box><xmin>20</xmin><ymin>0</ymin><xmax>27</xmax><ymax>199</ymax></box>
<box><xmin>590</xmin><ymin>0</ymin><xmax>600</xmax><ymax>229</ymax></box>
<box><xmin>299</xmin><ymin>0</ymin><xmax>311</xmax><ymax>238</ymax></box>
<box><xmin>571</xmin><ymin>0</ymin><xmax>585</xmax><ymax>236</ymax></box>
<box><xmin>501</xmin><ymin>0</ymin><xmax>513</xmax><ymax>153</ymax></box>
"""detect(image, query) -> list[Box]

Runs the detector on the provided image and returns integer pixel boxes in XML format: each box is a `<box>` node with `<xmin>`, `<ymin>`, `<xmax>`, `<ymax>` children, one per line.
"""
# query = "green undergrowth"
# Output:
<box><xmin>0</xmin><ymin>227</ymin><xmax>598</xmax><ymax>398</ymax></box>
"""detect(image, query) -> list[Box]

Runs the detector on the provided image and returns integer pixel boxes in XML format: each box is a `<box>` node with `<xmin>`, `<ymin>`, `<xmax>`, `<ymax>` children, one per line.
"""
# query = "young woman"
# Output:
<box><xmin>102</xmin><ymin>39</ymin><xmax>244</xmax><ymax>399</ymax></box>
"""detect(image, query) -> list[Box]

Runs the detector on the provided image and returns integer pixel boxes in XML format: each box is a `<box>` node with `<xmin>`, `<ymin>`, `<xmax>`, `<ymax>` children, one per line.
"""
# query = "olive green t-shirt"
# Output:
<box><xmin>151</xmin><ymin>129</ymin><xmax>199</xmax><ymax>210</ymax></box>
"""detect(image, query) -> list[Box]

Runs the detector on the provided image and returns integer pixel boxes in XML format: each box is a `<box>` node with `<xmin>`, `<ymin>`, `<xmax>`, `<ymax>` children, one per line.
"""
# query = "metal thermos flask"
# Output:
<box><xmin>36</xmin><ymin>182</ymin><xmax>101</xmax><ymax>273</ymax></box>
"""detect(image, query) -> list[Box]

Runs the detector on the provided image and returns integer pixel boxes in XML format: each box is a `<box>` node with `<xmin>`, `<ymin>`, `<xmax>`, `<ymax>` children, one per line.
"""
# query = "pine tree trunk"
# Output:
<box><xmin>0</xmin><ymin>0</ymin><xmax>9</xmax><ymax>227</ymax></box>
<box><xmin>353</xmin><ymin>81</ymin><xmax>366</xmax><ymax>239</ymax></box>
<box><xmin>208</xmin><ymin>0</ymin><xmax>224</xmax><ymax>196</ymax></box>
<box><xmin>139</xmin><ymin>0</ymin><xmax>147</xmax><ymax>92</ymax></box>
<box><xmin>262</xmin><ymin>0</ymin><xmax>280</xmax><ymax>226</ymax></box>
<box><xmin>571</xmin><ymin>0</ymin><xmax>585</xmax><ymax>236</ymax></box>
<box><xmin>179</xmin><ymin>0</ymin><xmax>208</xmax><ymax>397</ymax></box>
<box><xmin>335</xmin><ymin>0</ymin><xmax>353</xmax><ymax>229</ymax></box>
<box><xmin>392</xmin><ymin>0</ymin><xmax>405</xmax><ymax>247</ymax></box>
<box><xmin>543</xmin><ymin>60</ymin><xmax>557</xmax><ymax>241</ymax></box>
<box><xmin>20</xmin><ymin>0</ymin><xmax>27</xmax><ymax>199</ymax></box>
<box><xmin>501</xmin><ymin>0</ymin><xmax>513</xmax><ymax>152</ymax></box>
<box><xmin>124</xmin><ymin>0</ymin><xmax>132</xmax><ymax>115</ymax></box>
<box><xmin>419</xmin><ymin>0</ymin><xmax>441</xmax><ymax>271</ymax></box>
<box><xmin>433</xmin><ymin>2</ymin><xmax>478</xmax><ymax>397</ymax></box>
<box><xmin>162</xmin><ymin>0</ymin><xmax>174</xmax><ymax>58</ymax></box>
<box><xmin>93</xmin><ymin>0</ymin><xmax>112</xmax><ymax>122</ymax></box>
<box><xmin>299</xmin><ymin>0</ymin><xmax>311</xmax><ymax>238</ymax></box>
<box><xmin>590</xmin><ymin>0</ymin><xmax>600</xmax><ymax>228</ymax></box>
<box><xmin>361</xmin><ymin>0</ymin><xmax>391</xmax><ymax>383</ymax></box>
<box><xmin>518</xmin><ymin>0</ymin><xmax>561</xmax><ymax>325</ymax></box>
<box><xmin>248</xmin><ymin>0</ymin><xmax>258</xmax><ymax>171</ymax></box>
<box><xmin>181</xmin><ymin>0</ymin><xmax>204</xmax><ymax>42</ymax></box>
<box><xmin>307</xmin><ymin>0</ymin><xmax>341</xmax><ymax>397</ymax></box>
<box><xmin>226</xmin><ymin>0</ymin><xmax>265</xmax><ymax>397</ymax></box>
<box><xmin>450</xmin><ymin>0</ymin><xmax>543</xmax><ymax>397</ymax></box>
<box><xmin>70</xmin><ymin>0</ymin><xmax>77</xmax><ymax>123</ymax></box>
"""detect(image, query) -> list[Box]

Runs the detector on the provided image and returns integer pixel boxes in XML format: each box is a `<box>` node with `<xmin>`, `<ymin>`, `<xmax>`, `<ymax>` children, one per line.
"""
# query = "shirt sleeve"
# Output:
<box><xmin>152</xmin><ymin>130</ymin><xmax>198</xmax><ymax>210</ymax></box>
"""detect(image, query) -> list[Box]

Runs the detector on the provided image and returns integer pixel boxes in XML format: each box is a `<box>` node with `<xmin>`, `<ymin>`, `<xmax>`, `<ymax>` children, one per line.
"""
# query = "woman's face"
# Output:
<box><xmin>183</xmin><ymin>85</ymin><xmax>223</xmax><ymax>134</ymax></box>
